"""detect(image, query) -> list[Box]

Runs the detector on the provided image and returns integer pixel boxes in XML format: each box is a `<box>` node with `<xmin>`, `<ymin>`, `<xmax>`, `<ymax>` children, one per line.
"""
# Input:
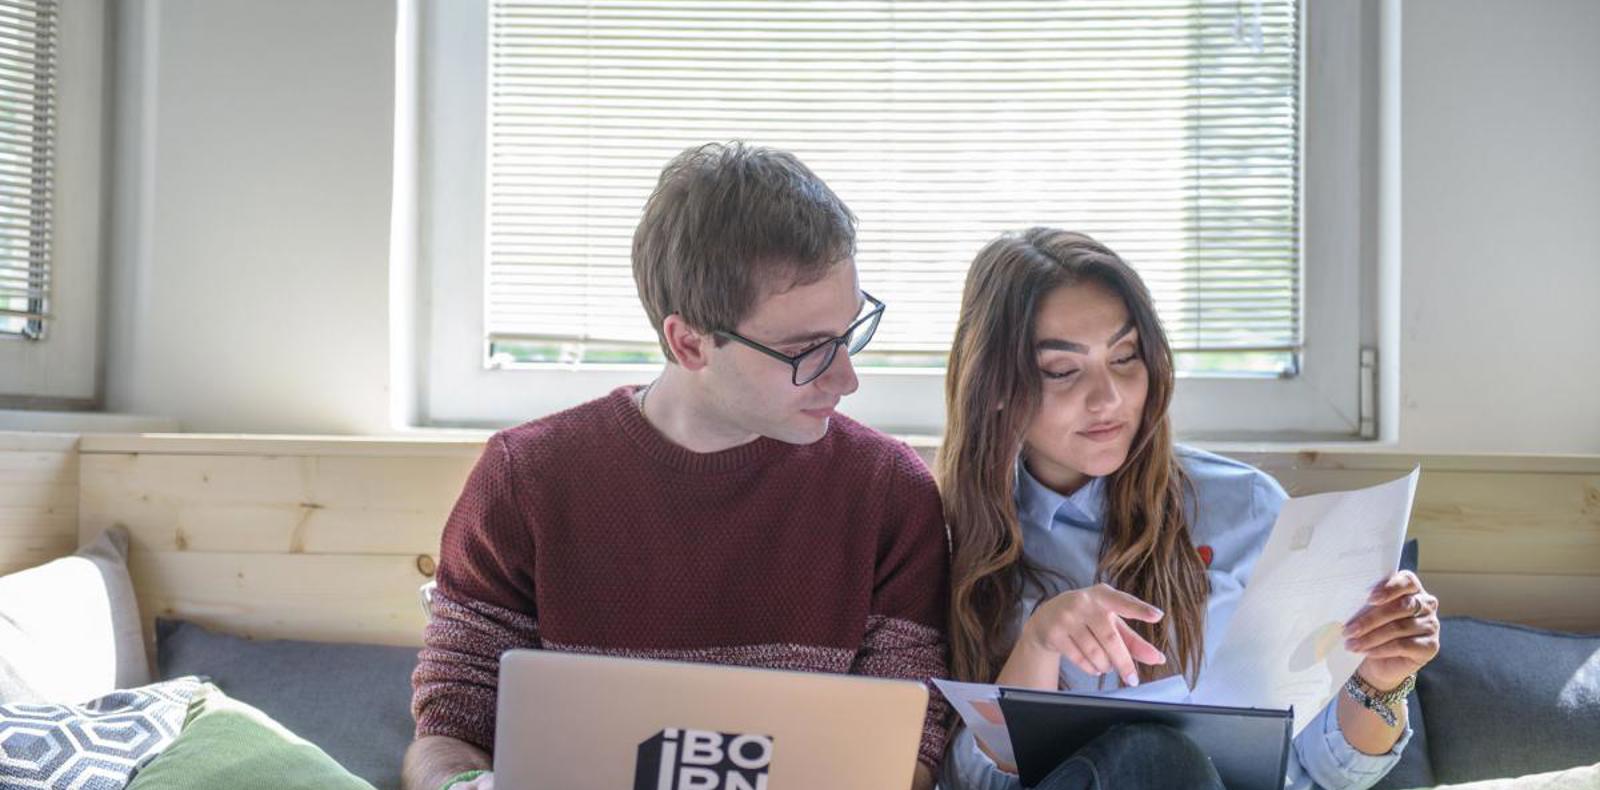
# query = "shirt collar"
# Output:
<box><xmin>1015</xmin><ymin>459</ymin><xmax>1107</xmax><ymax>532</ymax></box>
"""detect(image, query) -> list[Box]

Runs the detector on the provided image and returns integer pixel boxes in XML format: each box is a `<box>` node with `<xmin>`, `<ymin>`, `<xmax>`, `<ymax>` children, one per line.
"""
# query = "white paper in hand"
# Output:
<box><xmin>1191</xmin><ymin>467</ymin><xmax>1420</xmax><ymax>735</ymax></box>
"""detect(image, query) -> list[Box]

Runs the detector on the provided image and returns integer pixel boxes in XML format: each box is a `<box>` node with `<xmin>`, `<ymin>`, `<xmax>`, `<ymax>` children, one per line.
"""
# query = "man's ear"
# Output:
<box><xmin>662</xmin><ymin>314</ymin><xmax>712</xmax><ymax>371</ymax></box>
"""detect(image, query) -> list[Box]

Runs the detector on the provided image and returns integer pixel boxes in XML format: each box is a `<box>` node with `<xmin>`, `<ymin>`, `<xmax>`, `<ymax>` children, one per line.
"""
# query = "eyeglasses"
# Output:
<box><xmin>714</xmin><ymin>292</ymin><xmax>885</xmax><ymax>386</ymax></box>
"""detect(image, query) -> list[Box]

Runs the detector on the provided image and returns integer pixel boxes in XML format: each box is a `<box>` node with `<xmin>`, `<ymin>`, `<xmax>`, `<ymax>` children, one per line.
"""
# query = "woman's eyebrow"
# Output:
<box><xmin>1036</xmin><ymin>320</ymin><xmax>1137</xmax><ymax>353</ymax></box>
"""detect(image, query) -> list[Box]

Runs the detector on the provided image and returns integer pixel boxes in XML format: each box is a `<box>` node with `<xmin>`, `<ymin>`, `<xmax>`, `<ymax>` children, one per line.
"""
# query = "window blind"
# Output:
<box><xmin>0</xmin><ymin>0</ymin><xmax>56</xmax><ymax>340</ymax></box>
<box><xmin>486</xmin><ymin>0</ymin><xmax>1299</xmax><ymax>372</ymax></box>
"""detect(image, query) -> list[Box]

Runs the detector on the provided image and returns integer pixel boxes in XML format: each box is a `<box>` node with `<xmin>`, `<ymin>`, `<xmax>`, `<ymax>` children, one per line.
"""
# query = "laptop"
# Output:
<box><xmin>494</xmin><ymin>650</ymin><xmax>930</xmax><ymax>789</ymax></box>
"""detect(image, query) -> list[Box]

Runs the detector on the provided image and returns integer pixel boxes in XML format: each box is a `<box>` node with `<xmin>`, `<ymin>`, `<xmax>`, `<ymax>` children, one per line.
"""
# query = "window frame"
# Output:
<box><xmin>0</xmin><ymin>0</ymin><xmax>107</xmax><ymax>408</ymax></box>
<box><xmin>420</xmin><ymin>0</ymin><xmax>1375</xmax><ymax>439</ymax></box>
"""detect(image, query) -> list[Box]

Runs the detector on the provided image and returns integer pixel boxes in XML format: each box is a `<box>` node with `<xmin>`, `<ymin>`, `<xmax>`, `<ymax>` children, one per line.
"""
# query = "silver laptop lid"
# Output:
<box><xmin>494</xmin><ymin>650</ymin><xmax>929</xmax><ymax>789</ymax></box>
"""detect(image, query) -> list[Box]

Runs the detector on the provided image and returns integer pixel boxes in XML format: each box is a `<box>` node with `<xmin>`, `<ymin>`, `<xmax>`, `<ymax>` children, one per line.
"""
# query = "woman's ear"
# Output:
<box><xmin>662</xmin><ymin>314</ymin><xmax>711</xmax><ymax>371</ymax></box>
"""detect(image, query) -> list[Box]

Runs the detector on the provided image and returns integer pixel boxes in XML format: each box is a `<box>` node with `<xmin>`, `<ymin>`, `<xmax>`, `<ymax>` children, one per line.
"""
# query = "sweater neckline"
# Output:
<box><xmin>608</xmin><ymin>386</ymin><xmax>788</xmax><ymax>474</ymax></box>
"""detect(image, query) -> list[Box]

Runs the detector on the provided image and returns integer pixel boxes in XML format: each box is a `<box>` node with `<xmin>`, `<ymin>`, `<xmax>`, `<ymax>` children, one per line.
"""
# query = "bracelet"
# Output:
<box><xmin>1343</xmin><ymin>673</ymin><xmax>1415</xmax><ymax>727</ymax></box>
<box><xmin>441</xmin><ymin>769</ymin><xmax>488</xmax><ymax>790</ymax></box>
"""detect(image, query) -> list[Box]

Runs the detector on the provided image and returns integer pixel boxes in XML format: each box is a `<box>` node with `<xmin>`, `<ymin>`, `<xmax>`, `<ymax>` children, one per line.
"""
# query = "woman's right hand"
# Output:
<box><xmin>1021</xmin><ymin>583</ymin><xmax>1167</xmax><ymax>687</ymax></box>
<box><xmin>973</xmin><ymin>583</ymin><xmax>1171</xmax><ymax>772</ymax></box>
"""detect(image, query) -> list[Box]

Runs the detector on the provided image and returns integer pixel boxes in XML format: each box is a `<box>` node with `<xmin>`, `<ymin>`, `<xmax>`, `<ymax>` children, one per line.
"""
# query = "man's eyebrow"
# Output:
<box><xmin>773</xmin><ymin>330</ymin><xmax>834</xmax><ymax>346</ymax></box>
<box><xmin>1035</xmin><ymin>320</ymin><xmax>1138</xmax><ymax>353</ymax></box>
<box><xmin>771</xmin><ymin>295</ymin><xmax>869</xmax><ymax>346</ymax></box>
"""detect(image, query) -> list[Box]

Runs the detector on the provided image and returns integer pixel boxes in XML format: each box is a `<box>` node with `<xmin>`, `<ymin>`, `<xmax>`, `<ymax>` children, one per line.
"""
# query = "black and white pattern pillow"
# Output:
<box><xmin>0</xmin><ymin>676</ymin><xmax>202</xmax><ymax>789</ymax></box>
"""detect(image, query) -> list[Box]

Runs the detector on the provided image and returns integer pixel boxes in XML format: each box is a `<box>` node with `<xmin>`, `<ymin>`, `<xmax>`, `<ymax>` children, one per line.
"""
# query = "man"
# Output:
<box><xmin>403</xmin><ymin>142</ymin><xmax>951</xmax><ymax>790</ymax></box>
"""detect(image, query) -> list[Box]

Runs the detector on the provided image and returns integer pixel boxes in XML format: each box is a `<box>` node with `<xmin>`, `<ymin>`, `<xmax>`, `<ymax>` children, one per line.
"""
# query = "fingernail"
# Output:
<box><xmin>1345</xmin><ymin>639</ymin><xmax>1359</xmax><ymax>650</ymax></box>
<box><xmin>1125</xmin><ymin>673</ymin><xmax>1139</xmax><ymax>687</ymax></box>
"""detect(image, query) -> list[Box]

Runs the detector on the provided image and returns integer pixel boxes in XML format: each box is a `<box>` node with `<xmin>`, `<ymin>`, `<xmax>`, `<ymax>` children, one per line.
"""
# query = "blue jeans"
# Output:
<box><xmin>1033</xmin><ymin>723</ymin><xmax>1224</xmax><ymax>790</ymax></box>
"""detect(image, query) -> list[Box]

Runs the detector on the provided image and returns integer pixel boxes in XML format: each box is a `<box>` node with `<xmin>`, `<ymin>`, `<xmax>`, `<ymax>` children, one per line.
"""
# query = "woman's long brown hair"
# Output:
<box><xmin>939</xmin><ymin>228</ymin><xmax>1207</xmax><ymax>688</ymax></box>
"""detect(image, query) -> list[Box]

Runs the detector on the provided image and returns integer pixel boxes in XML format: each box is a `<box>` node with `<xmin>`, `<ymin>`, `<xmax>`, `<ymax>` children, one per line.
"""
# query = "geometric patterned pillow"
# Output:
<box><xmin>0</xmin><ymin>676</ymin><xmax>203</xmax><ymax>790</ymax></box>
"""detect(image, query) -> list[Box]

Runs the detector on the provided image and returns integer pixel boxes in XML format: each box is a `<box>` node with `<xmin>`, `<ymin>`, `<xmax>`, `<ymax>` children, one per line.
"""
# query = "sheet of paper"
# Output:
<box><xmin>931</xmin><ymin>678</ymin><xmax>1016</xmax><ymax>766</ymax></box>
<box><xmin>1191</xmin><ymin>467</ymin><xmax>1420</xmax><ymax>735</ymax></box>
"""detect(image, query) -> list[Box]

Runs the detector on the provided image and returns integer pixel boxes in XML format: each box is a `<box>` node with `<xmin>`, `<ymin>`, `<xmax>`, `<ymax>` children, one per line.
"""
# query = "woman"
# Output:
<box><xmin>938</xmin><ymin>228</ymin><xmax>1441</xmax><ymax>790</ymax></box>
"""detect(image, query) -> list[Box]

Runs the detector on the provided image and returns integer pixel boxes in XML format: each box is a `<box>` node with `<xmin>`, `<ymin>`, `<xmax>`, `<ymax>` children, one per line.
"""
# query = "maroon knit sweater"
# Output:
<box><xmin>412</xmin><ymin>386</ymin><xmax>952</xmax><ymax>770</ymax></box>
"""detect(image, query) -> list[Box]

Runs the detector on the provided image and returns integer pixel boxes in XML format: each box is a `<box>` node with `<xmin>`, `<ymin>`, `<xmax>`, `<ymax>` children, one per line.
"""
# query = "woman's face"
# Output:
<box><xmin>1021</xmin><ymin>279</ymin><xmax>1149</xmax><ymax>495</ymax></box>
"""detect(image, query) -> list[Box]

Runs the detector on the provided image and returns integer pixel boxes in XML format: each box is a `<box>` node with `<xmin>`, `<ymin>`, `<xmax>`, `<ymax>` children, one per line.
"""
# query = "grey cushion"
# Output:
<box><xmin>156</xmin><ymin>619</ymin><xmax>419</xmax><ymax>790</ymax></box>
<box><xmin>1417</xmin><ymin>616</ymin><xmax>1600</xmax><ymax>784</ymax></box>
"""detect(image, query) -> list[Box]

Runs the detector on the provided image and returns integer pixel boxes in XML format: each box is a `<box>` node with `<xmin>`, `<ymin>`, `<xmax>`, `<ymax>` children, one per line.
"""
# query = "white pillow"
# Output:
<box><xmin>0</xmin><ymin>525</ymin><xmax>151</xmax><ymax>704</ymax></box>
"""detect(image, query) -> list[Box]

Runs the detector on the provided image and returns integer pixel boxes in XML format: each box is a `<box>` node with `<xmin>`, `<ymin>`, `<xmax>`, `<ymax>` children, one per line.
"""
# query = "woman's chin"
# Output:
<box><xmin>1076</xmin><ymin>445</ymin><xmax>1131</xmax><ymax>477</ymax></box>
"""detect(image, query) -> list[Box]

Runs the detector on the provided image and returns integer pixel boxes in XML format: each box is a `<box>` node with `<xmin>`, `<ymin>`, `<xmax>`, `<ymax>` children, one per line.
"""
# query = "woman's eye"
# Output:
<box><xmin>1043</xmin><ymin>369</ymin><xmax>1079</xmax><ymax>380</ymax></box>
<box><xmin>1113</xmin><ymin>352</ymin><xmax>1140</xmax><ymax>365</ymax></box>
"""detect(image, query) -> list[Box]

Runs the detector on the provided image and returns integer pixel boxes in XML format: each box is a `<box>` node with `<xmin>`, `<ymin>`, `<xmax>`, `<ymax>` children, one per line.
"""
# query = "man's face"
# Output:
<box><xmin>700</xmin><ymin>261</ymin><xmax>864</xmax><ymax>445</ymax></box>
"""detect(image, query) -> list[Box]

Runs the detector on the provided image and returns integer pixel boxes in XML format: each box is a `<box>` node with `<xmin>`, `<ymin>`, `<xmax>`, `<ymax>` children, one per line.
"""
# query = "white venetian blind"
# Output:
<box><xmin>487</xmin><ymin>0</ymin><xmax>1299</xmax><ymax>372</ymax></box>
<box><xmin>0</xmin><ymin>0</ymin><xmax>56</xmax><ymax>340</ymax></box>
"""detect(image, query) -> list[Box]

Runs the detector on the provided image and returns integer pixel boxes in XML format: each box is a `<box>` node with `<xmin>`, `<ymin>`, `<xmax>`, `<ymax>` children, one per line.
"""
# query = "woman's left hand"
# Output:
<box><xmin>1343</xmin><ymin>570</ymin><xmax>1442</xmax><ymax>691</ymax></box>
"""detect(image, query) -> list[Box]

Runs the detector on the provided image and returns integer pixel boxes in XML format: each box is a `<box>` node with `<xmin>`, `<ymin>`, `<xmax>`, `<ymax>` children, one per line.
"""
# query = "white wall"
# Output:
<box><xmin>1398</xmin><ymin>0</ymin><xmax>1600</xmax><ymax>453</ymax></box>
<box><xmin>104</xmin><ymin>0</ymin><xmax>399</xmax><ymax>434</ymax></box>
<box><xmin>95</xmin><ymin>0</ymin><xmax>1600</xmax><ymax>452</ymax></box>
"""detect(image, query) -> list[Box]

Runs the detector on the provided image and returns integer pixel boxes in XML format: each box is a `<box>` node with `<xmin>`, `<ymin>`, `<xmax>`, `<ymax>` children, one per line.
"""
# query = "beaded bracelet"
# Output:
<box><xmin>1343</xmin><ymin>673</ymin><xmax>1415</xmax><ymax>727</ymax></box>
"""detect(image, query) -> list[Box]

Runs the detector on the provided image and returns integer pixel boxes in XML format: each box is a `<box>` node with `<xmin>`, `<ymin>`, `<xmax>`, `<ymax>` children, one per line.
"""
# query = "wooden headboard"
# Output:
<box><xmin>4</xmin><ymin>431</ymin><xmax>1597</xmax><ymax>646</ymax></box>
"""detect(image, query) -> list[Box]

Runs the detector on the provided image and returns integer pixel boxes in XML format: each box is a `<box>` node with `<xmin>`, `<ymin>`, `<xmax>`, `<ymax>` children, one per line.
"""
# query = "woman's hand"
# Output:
<box><xmin>1343</xmin><ymin>570</ymin><xmax>1441</xmax><ymax>691</ymax></box>
<box><xmin>1022</xmin><ymin>583</ymin><xmax>1167</xmax><ymax>687</ymax></box>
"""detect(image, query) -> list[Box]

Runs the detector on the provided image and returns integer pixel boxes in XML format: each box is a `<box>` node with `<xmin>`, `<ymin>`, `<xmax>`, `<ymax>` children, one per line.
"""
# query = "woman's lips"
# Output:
<box><xmin>1078</xmin><ymin>422</ymin><xmax>1125</xmax><ymax>442</ymax></box>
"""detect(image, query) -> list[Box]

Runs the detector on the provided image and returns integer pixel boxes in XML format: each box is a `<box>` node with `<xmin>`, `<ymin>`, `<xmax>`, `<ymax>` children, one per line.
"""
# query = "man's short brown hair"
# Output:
<box><xmin>632</xmin><ymin>142</ymin><xmax>857</xmax><ymax>361</ymax></box>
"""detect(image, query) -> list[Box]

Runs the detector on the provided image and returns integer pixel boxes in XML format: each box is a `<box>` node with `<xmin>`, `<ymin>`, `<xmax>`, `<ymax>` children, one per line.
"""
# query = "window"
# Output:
<box><xmin>0</xmin><ymin>0</ymin><xmax>105</xmax><ymax>406</ymax></box>
<box><xmin>423</xmin><ymin>0</ymin><xmax>1374</xmax><ymax>438</ymax></box>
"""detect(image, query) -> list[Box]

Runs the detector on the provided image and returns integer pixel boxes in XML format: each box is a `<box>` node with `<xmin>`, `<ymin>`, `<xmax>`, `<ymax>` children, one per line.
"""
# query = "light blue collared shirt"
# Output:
<box><xmin>942</xmin><ymin>445</ymin><xmax>1411</xmax><ymax>790</ymax></box>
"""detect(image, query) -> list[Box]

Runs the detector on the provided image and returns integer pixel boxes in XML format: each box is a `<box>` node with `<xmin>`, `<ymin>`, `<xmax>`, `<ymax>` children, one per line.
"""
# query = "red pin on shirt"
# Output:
<box><xmin>1197</xmin><ymin>544</ymin><xmax>1214</xmax><ymax>569</ymax></box>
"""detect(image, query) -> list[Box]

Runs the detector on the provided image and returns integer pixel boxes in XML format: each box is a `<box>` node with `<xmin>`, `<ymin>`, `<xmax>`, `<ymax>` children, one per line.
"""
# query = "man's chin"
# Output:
<box><xmin>766</xmin><ymin>416</ymin><xmax>832</xmax><ymax>446</ymax></box>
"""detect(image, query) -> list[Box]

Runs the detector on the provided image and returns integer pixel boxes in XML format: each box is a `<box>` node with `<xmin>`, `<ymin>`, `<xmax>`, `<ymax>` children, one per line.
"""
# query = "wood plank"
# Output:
<box><xmin>0</xmin><ymin>447</ymin><xmax>77</xmax><ymax>571</ymax></box>
<box><xmin>1224</xmin><ymin>448</ymin><xmax>1600</xmax><ymax>476</ymax></box>
<box><xmin>1426</xmin><ymin>571</ymin><xmax>1600</xmax><ymax>634</ymax></box>
<box><xmin>1244</xmin><ymin>466</ymin><xmax>1600</xmax><ymax>577</ymax></box>
<box><xmin>127</xmin><ymin>550</ymin><xmax>433</xmax><ymax>647</ymax></box>
<box><xmin>0</xmin><ymin>431</ymin><xmax>79</xmax><ymax>452</ymax></box>
<box><xmin>0</xmin><ymin>535</ymin><xmax>79</xmax><ymax>575</ymax></box>
<box><xmin>80</xmin><ymin>452</ymin><xmax>475</xmax><ymax>555</ymax></box>
<box><xmin>69</xmin><ymin>439</ymin><xmax>1597</xmax><ymax>648</ymax></box>
<box><xmin>80</xmin><ymin>433</ymin><xmax>488</xmax><ymax>458</ymax></box>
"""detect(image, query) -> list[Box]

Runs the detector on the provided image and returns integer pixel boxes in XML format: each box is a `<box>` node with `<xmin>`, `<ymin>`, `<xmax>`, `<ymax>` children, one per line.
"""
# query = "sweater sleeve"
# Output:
<box><xmin>848</xmin><ymin>442</ymin><xmax>953</xmax><ymax>772</ymax></box>
<box><xmin>411</xmin><ymin>434</ymin><xmax>541</xmax><ymax>753</ymax></box>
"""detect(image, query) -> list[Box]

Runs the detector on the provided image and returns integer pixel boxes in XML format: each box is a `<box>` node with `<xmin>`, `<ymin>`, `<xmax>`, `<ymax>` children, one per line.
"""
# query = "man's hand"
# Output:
<box><xmin>451</xmin><ymin>774</ymin><xmax>493</xmax><ymax>790</ymax></box>
<box><xmin>401</xmin><ymin>735</ymin><xmax>491</xmax><ymax>790</ymax></box>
